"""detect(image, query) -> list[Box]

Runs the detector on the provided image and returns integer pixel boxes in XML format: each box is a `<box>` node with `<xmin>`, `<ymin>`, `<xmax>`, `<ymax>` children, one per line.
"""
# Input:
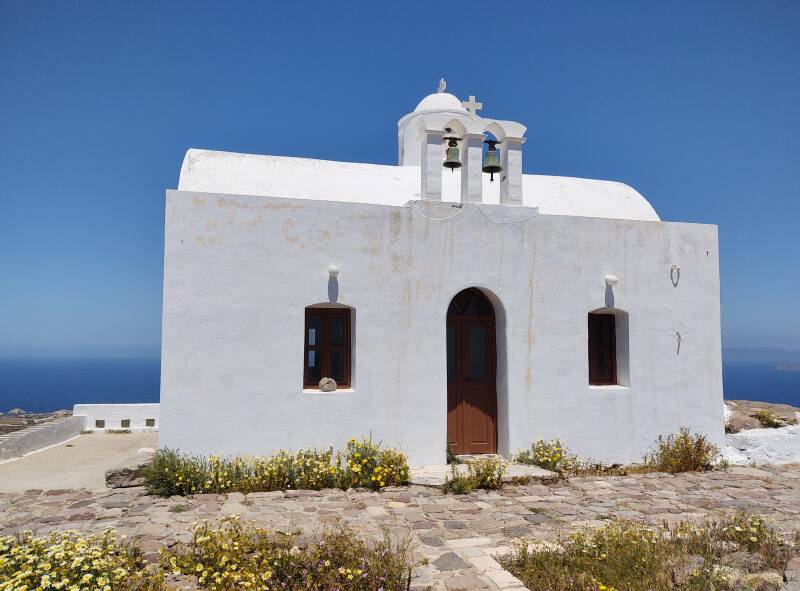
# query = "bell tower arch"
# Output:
<box><xmin>397</xmin><ymin>82</ymin><xmax>528</xmax><ymax>204</ymax></box>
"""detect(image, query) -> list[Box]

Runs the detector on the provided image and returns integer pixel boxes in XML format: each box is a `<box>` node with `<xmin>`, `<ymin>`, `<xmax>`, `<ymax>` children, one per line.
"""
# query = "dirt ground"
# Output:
<box><xmin>0</xmin><ymin>432</ymin><xmax>158</xmax><ymax>492</ymax></box>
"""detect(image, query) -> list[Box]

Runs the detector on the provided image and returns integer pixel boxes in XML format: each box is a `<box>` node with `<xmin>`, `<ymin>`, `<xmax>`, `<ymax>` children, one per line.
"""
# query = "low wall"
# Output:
<box><xmin>0</xmin><ymin>416</ymin><xmax>84</xmax><ymax>462</ymax></box>
<box><xmin>72</xmin><ymin>403</ymin><xmax>160</xmax><ymax>432</ymax></box>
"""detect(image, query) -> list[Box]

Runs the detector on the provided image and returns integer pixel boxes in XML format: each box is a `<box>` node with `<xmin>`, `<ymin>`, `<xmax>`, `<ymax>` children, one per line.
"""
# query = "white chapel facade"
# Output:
<box><xmin>159</xmin><ymin>82</ymin><xmax>724</xmax><ymax>465</ymax></box>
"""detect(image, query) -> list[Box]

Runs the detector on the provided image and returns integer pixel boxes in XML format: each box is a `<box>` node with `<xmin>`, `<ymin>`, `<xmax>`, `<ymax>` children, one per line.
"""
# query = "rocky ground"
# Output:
<box><xmin>2</xmin><ymin>465</ymin><xmax>799</xmax><ymax>590</ymax></box>
<box><xmin>726</xmin><ymin>400</ymin><xmax>800</xmax><ymax>432</ymax></box>
<box><xmin>0</xmin><ymin>409</ymin><xmax>70</xmax><ymax>436</ymax></box>
<box><xmin>725</xmin><ymin>400</ymin><xmax>800</xmax><ymax>466</ymax></box>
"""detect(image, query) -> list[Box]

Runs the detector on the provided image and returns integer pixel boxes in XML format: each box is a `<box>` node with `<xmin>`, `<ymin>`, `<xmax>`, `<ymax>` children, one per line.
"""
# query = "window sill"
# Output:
<box><xmin>589</xmin><ymin>384</ymin><xmax>630</xmax><ymax>391</ymax></box>
<box><xmin>301</xmin><ymin>388</ymin><xmax>356</xmax><ymax>395</ymax></box>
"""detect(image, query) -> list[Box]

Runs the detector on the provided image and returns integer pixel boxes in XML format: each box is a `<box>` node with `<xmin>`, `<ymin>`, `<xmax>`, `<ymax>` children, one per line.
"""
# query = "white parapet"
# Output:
<box><xmin>0</xmin><ymin>416</ymin><xmax>85</xmax><ymax>462</ymax></box>
<box><xmin>72</xmin><ymin>403</ymin><xmax>159</xmax><ymax>432</ymax></box>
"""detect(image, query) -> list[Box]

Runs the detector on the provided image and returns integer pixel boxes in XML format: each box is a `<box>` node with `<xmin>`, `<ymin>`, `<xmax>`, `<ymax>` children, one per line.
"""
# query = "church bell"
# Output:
<box><xmin>442</xmin><ymin>137</ymin><xmax>462</xmax><ymax>172</ymax></box>
<box><xmin>482</xmin><ymin>139</ymin><xmax>502</xmax><ymax>182</ymax></box>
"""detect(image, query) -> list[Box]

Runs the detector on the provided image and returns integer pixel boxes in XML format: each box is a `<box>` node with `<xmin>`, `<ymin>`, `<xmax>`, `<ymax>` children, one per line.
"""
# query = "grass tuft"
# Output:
<box><xmin>445</xmin><ymin>442</ymin><xmax>462</xmax><ymax>465</ymax></box>
<box><xmin>645</xmin><ymin>428</ymin><xmax>723</xmax><ymax>473</ymax></box>
<box><xmin>442</xmin><ymin>456</ymin><xmax>507</xmax><ymax>494</ymax></box>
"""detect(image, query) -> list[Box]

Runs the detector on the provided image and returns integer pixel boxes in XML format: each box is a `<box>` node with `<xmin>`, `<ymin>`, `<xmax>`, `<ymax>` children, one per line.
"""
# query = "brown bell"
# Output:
<box><xmin>442</xmin><ymin>137</ymin><xmax>462</xmax><ymax>172</ymax></box>
<box><xmin>482</xmin><ymin>139</ymin><xmax>502</xmax><ymax>182</ymax></box>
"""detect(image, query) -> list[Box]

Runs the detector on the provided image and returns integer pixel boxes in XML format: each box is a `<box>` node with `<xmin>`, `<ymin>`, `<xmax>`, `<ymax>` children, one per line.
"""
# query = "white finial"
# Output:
<box><xmin>437</xmin><ymin>78</ymin><xmax>446</xmax><ymax>93</ymax></box>
<box><xmin>462</xmin><ymin>95</ymin><xmax>483</xmax><ymax>119</ymax></box>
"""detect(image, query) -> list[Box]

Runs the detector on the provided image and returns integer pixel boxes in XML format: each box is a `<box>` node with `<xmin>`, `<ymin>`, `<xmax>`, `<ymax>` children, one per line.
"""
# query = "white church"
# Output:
<box><xmin>159</xmin><ymin>82</ymin><xmax>724</xmax><ymax>466</ymax></box>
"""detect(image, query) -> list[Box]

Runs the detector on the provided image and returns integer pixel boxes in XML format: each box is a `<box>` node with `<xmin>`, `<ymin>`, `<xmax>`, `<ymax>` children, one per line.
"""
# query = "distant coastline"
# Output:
<box><xmin>723</xmin><ymin>347</ymin><xmax>800</xmax><ymax>364</ymax></box>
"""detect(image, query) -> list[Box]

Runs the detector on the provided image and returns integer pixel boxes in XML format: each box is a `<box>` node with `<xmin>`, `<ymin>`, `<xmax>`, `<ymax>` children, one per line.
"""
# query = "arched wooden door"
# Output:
<box><xmin>446</xmin><ymin>288</ymin><xmax>497</xmax><ymax>455</ymax></box>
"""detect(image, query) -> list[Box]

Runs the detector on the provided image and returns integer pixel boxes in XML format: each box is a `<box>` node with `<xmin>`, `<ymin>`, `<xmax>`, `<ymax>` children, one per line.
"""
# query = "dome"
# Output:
<box><xmin>414</xmin><ymin>92</ymin><xmax>467</xmax><ymax>114</ymax></box>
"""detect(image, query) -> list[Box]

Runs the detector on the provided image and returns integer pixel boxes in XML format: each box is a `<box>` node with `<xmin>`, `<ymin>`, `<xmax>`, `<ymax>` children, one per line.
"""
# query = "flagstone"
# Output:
<box><xmin>2</xmin><ymin>465</ymin><xmax>800</xmax><ymax>589</ymax></box>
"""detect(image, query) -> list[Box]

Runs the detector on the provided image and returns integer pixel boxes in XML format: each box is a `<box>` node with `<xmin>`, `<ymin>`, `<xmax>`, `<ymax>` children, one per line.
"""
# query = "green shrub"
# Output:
<box><xmin>500</xmin><ymin>511</ymin><xmax>793</xmax><ymax>591</ymax></box>
<box><xmin>0</xmin><ymin>529</ymin><xmax>164</xmax><ymax>591</ymax></box>
<box><xmin>467</xmin><ymin>456</ymin><xmax>506</xmax><ymax>488</ymax></box>
<box><xmin>442</xmin><ymin>467</ymin><xmax>474</xmax><ymax>494</ymax></box>
<box><xmin>645</xmin><ymin>428</ymin><xmax>722</xmax><ymax>473</ymax></box>
<box><xmin>144</xmin><ymin>438</ymin><xmax>410</xmax><ymax>496</ymax></box>
<box><xmin>162</xmin><ymin>515</ymin><xmax>418</xmax><ymax>591</ymax></box>
<box><xmin>446</xmin><ymin>442</ymin><xmax>462</xmax><ymax>464</ymax></box>
<box><xmin>442</xmin><ymin>457</ymin><xmax>507</xmax><ymax>494</ymax></box>
<box><xmin>513</xmin><ymin>439</ymin><xmax>579</xmax><ymax>474</ymax></box>
<box><xmin>716</xmin><ymin>509</ymin><xmax>784</xmax><ymax>555</ymax></box>
<box><xmin>339</xmin><ymin>437</ymin><xmax>410</xmax><ymax>489</ymax></box>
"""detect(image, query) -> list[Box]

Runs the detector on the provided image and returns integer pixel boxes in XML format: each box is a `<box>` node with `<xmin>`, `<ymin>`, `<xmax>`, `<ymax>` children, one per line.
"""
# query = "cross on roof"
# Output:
<box><xmin>462</xmin><ymin>95</ymin><xmax>483</xmax><ymax>118</ymax></box>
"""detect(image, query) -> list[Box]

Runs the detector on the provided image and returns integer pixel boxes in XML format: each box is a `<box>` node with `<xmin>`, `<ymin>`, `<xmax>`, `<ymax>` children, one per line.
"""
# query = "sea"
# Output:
<box><xmin>0</xmin><ymin>358</ymin><xmax>161</xmax><ymax>413</ymax></box>
<box><xmin>0</xmin><ymin>358</ymin><xmax>798</xmax><ymax>413</ymax></box>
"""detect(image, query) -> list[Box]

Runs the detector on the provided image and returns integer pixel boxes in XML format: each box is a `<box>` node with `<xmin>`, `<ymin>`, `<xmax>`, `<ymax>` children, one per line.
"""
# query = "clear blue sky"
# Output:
<box><xmin>1</xmin><ymin>0</ymin><xmax>798</xmax><ymax>358</ymax></box>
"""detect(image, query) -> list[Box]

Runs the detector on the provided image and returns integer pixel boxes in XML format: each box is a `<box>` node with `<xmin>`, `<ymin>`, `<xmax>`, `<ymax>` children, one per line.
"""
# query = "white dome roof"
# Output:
<box><xmin>178</xmin><ymin>149</ymin><xmax>661</xmax><ymax>222</ymax></box>
<box><xmin>414</xmin><ymin>92</ymin><xmax>467</xmax><ymax>113</ymax></box>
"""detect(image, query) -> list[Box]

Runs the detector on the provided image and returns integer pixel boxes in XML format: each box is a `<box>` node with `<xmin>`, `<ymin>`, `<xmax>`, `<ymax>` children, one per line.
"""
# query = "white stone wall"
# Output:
<box><xmin>0</xmin><ymin>417</ymin><xmax>84</xmax><ymax>462</ymax></box>
<box><xmin>72</xmin><ymin>404</ymin><xmax>159</xmax><ymax>432</ymax></box>
<box><xmin>160</xmin><ymin>192</ymin><xmax>723</xmax><ymax>466</ymax></box>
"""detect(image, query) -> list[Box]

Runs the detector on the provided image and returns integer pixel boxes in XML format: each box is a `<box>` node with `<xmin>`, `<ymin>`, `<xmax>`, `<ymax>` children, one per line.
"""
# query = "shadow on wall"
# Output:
<box><xmin>328</xmin><ymin>276</ymin><xmax>339</xmax><ymax>304</ymax></box>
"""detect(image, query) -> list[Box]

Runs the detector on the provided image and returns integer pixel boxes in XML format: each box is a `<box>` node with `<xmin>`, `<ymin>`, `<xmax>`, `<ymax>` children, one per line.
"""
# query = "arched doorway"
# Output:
<box><xmin>447</xmin><ymin>288</ymin><xmax>497</xmax><ymax>455</ymax></box>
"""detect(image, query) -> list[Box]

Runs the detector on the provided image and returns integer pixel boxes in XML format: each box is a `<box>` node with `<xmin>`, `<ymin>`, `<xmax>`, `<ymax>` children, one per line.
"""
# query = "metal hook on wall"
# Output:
<box><xmin>676</xmin><ymin>331</ymin><xmax>681</xmax><ymax>355</ymax></box>
<box><xmin>670</xmin><ymin>265</ymin><xmax>681</xmax><ymax>288</ymax></box>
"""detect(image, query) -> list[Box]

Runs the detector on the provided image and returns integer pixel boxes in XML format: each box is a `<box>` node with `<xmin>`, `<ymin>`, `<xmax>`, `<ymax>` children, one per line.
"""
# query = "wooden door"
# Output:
<box><xmin>447</xmin><ymin>289</ymin><xmax>497</xmax><ymax>455</ymax></box>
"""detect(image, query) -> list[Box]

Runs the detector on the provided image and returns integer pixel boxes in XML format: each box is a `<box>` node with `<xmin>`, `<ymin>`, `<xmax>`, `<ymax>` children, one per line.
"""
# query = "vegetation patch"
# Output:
<box><xmin>500</xmin><ymin>510</ymin><xmax>796</xmax><ymax>591</ymax></box>
<box><xmin>646</xmin><ymin>428</ymin><xmax>725</xmax><ymax>473</ymax></box>
<box><xmin>162</xmin><ymin>515</ymin><xmax>419</xmax><ymax>590</ymax></box>
<box><xmin>751</xmin><ymin>408</ymin><xmax>796</xmax><ymax>429</ymax></box>
<box><xmin>445</xmin><ymin>442</ymin><xmax>462</xmax><ymax>465</ymax></box>
<box><xmin>442</xmin><ymin>456</ymin><xmax>507</xmax><ymax>494</ymax></box>
<box><xmin>0</xmin><ymin>518</ymin><xmax>420</xmax><ymax>591</ymax></box>
<box><xmin>144</xmin><ymin>437</ymin><xmax>409</xmax><ymax>496</ymax></box>
<box><xmin>0</xmin><ymin>529</ymin><xmax>164</xmax><ymax>591</ymax></box>
<box><xmin>513</xmin><ymin>439</ymin><xmax>580</xmax><ymax>474</ymax></box>
<box><xmin>514</xmin><ymin>428</ymin><xmax>726</xmax><ymax>477</ymax></box>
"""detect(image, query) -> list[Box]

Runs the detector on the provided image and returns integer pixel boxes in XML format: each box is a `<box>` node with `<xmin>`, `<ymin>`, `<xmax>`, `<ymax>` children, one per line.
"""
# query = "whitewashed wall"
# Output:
<box><xmin>73</xmin><ymin>403</ymin><xmax>159</xmax><ymax>431</ymax></box>
<box><xmin>160</xmin><ymin>192</ymin><xmax>723</xmax><ymax>465</ymax></box>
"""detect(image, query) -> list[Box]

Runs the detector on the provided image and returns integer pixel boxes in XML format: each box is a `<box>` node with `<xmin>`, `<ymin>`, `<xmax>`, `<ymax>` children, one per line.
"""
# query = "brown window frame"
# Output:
<box><xmin>304</xmin><ymin>307</ymin><xmax>351</xmax><ymax>388</ymax></box>
<box><xmin>588</xmin><ymin>313</ymin><xmax>617</xmax><ymax>385</ymax></box>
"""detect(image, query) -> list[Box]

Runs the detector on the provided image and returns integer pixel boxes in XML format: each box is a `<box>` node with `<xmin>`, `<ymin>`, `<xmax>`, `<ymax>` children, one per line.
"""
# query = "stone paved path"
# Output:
<box><xmin>1</xmin><ymin>465</ymin><xmax>799</xmax><ymax>590</ymax></box>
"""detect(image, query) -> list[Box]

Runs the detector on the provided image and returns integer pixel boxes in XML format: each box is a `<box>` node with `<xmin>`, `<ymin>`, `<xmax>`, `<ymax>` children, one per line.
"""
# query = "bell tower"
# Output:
<box><xmin>397</xmin><ymin>81</ymin><xmax>527</xmax><ymax>205</ymax></box>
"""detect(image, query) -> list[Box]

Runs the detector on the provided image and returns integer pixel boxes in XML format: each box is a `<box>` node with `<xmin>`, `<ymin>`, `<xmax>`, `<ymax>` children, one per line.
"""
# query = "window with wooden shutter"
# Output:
<box><xmin>304</xmin><ymin>308</ymin><xmax>351</xmax><ymax>388</ymax></box>
<box><xmin>588</xmin><ymin>313</ymin><xmax>617</xmax><ymax>385</ymax></box>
